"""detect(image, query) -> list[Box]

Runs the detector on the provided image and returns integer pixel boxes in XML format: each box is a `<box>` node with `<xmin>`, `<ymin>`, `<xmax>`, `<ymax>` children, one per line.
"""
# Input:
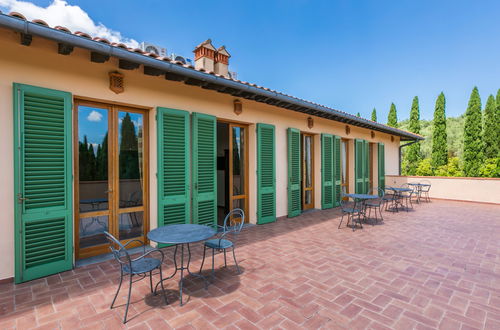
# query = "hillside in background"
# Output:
<box><xmin>399</xmin><ymin>115</ymin><xmax>465</xmax><ymax>160</ymax></box>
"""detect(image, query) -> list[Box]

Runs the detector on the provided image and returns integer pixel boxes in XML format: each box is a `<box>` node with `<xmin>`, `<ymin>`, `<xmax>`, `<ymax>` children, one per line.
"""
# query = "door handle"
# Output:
<box><xmin>104</xmin><ymin>189</ymin><xmax>113</xmax><ymax>193</ymax></box>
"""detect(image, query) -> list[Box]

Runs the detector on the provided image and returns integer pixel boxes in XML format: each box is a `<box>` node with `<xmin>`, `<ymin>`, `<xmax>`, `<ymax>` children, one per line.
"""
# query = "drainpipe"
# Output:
<box><xmin>399</xmin><ymin>140</ymin><xmax>417</xmax><ymax>175</ymax></box>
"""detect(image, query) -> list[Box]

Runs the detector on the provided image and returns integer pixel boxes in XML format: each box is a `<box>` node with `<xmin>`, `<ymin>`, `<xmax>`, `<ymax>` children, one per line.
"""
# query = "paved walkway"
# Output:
<box><xmin>1</xmin><ymin>200</ymin><xmax>499</xmax><ymax>329</ymax></box>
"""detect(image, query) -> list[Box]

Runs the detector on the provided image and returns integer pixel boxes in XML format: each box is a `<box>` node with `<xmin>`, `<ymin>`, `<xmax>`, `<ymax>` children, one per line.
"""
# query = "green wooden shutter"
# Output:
<box><xmin>192</xmin><ymin>112</ymin><xmax>217</xmax><ymax>227</ymax></box>
<box><xmin>13</xmin><ymin>83</ymin><xmax>73</xmax><ymax>283</ymax></box>
<box><xmin>287</xmin><ymin>128</ymin><xmax>301</xmax><ymax>217</ymax></box>
<box><xmin>257</xmin><ymin>123</ymin><xmax>276</xmax><ymax>224</ymax></box>
<box><xmin>157</xmin><ymin>107</ymin><xmax>190</xmax><ymax>228</ymax></box>
<box><xmin>355</xmin><ymin>139</ymin><xmax>364</xmax><ymax>193</ymax></box>
<box><xmin>321</xmin><ymin>134</ymin><xmax>334</xmax><ymax>209</ymax></box>
<box><xmin>378</xmin><ymin>143</ymin><xmax>385</xmax><ymax>191</ymax></box>
<box><xmin>364</xmin><ymin>140</ymin><xmax>370</xmax><ymax>193</ymax></box>
<box><xmin>333</xmin><ymin>136</ymin><xmax>341</xmax><ymax>206</ymax></box>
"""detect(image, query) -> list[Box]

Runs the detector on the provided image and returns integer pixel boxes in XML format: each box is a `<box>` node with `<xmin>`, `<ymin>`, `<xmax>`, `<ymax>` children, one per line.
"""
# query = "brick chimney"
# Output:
<box><xmin>214</xmin><ymin>46</ymin><xmax>231</xmax><ymax>78</ymax></box>
<box><xmin>193</xmin><ymin>39</ymin><xmax>216</xmax><ymax>72</ymax></box>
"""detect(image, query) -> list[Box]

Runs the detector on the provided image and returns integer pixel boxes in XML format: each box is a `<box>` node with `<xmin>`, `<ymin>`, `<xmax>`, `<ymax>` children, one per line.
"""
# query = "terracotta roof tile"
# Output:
<box><xmin>93</xmin><ymin>37</ymin><xmax>110</xmax><ymax>44</ymax></box>
<box><xmin>32</xmin><ymin>19</ymin><xmax>49</xmax><ymax>26</ymax></box>
<box><xmin>9</xmin><ymin>12</ymin><xmax>26</xmax><ymax>20</ymax></box>
<box><xmin>74</xmin><ymin>31</ymin><xmax>91</xmax><ymax>39</ymax></box>
<box><xmin>54</xmin><ymin>26</ymin><xmax>71</xmax><ymax>33</ymax></box>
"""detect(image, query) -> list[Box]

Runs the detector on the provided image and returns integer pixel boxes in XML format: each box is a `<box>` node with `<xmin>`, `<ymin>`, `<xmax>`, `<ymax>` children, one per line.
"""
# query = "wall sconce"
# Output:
<box><xmin>345</xmin><ymin>125</ymin><xmax>350</xmax><ymax>135</ymax></box>
<box><xmin>371</xmin><ymin>131</ymin><xmax>375</xmax><ymax>139</ymax></box>
<box><xmin>233</xmin><ymin>99</ymin><xmax>242</xmax><ymax>115</ymax></box>
<box><xmin>307</xmin><ymin>117</ymin><xmax>314</xmax><ymax>129</ymax></box>
<box><xmin>109</xmin><ymin>71</ymin><xmax>124</xmax><ymax>94</ymax></box>
<box><xmin>391</xmin><ymin>135</ymin><xmax>395</xmax><ymax>142</ymax></box>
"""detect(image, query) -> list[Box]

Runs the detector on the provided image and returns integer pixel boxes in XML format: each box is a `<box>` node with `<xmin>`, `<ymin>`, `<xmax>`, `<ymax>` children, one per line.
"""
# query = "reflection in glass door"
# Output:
<box><xmin>301</xmin><ymin>133</ymin><xmax>314</xmax><ymax>210</ymax></box>
<box><xmin>229</xmin><ymin>124</ymin><xmax>248</xmax><ymax>220</ymax></box>
<box><xmin>341</xmin><ymin>139</ymin><xmax>349</xmax><ymax>198</ymax></box>
<box><xmin>75</xmin><ymin>101</ymin><xmax>148</xmax><ymax>259</ymax></box>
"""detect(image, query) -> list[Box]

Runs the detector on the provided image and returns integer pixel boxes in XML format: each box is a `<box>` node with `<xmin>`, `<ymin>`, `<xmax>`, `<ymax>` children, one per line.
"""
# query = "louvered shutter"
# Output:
<box><xmin>355</xmin><ymin>139</ymin><xmax>364</xmax><ymax>193</ymax></box>
<box><xmin>157</xmin><ymin>108</ymin><xmax>190</xmax><ymax>228</ymax></box>
<box><xmin>257</xmin><ymin>123</ymin><xmax>276</xmax><ymax>224</ymax></box>
<box><xmin>192</xmin><ymin>113</ymin><xmax>217</xmax><ymax>227</ymax></box>
<box><xmin>321</xmin><ymin>134</ymin><xmax>334</xmax><ymax>209</ymax></box>
<box><xmin>13</xmin><ymin>83</ymin><xmax>73</xmax><ymax>283</ymax></box>
<box><xmin>287</xmin><ymin>128</ymin><xmax>301</xmax><ymax>217</ymax></box>
<box><xmin>378</xmin><ymin>143</ymin><xmax>385</xmax><ymax>191</ymax></box>
<box><xmin>333</xmin><ymin>135</ymin><xmax>341</xmax><ymax>207</ymax></box>
<box><xmin>364</xmin><ymin>140</ymin><xmax>370</xmax><ymax>193</ymax></box>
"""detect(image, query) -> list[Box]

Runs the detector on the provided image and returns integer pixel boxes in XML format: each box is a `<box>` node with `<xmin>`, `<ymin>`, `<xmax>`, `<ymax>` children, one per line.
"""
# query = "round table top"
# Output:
<box><xmin>388</xmin><ymin>187</ymin><xmax>412</xmax><ymax>192</ymax></box>
<box><xmin>407</xmin><ymin>183</ymin><xmax>430</xmax><ymax>186</ymax></box>
<box><xmin>147</xmin><ymin>224</ymin><xmax>216</xmax><ymax>244</ymax></box>
<box><xmin>345</xmin><ymin>193</ymin><xmax>379</xmax><ymax>199</ymax></box>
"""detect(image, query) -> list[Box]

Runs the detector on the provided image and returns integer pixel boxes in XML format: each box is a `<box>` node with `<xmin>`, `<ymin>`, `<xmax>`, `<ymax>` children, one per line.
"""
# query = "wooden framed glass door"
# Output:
<box><xmin>301</xmin><ymin>133</ymin><xmax>315</xmax><ymax>210</ymax></box>
<box><xmin>74</xmin><ymin>100</ymin><xmax>149</xmax><ymax>259</ymax></box>
<box><xmin>229</xmin><ymin>123</ymin><xmax>248</xmax><ymax>220</ymax></box>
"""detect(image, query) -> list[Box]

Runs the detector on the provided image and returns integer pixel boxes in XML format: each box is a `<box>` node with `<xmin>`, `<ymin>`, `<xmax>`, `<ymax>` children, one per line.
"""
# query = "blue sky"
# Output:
<box><xmin>3</xmin><ymin>0</ymin><xmax>500</xmax><ymax>121</ymax></box>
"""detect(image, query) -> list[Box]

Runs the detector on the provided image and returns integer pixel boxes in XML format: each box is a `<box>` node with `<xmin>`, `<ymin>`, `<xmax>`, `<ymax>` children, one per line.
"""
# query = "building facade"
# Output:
<box><xmin>0</xmin><ymin>13</ymin><xmax>422</xmax><ymax>283</ymax></box>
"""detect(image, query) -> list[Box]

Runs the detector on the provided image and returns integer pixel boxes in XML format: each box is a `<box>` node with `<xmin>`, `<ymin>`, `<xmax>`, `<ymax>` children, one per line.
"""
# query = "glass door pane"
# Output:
<box><xmin>302</xmin><ymin>134</ymin><xmax>314</xmax><ymax>210</ymax></box>
<box><xmin>118</xmin><ymin>111</ymin><xmax>144</xmax><ymax>240</ymax></box>
<box><xmin>232</xmin><ymin>126</ymin><xmax>245</xmax><ymax>197</ymax></box>
<box><xmin>77</xmin><ymin>106</ymin><xmax>110</xmax><ymax>248</ymax></box>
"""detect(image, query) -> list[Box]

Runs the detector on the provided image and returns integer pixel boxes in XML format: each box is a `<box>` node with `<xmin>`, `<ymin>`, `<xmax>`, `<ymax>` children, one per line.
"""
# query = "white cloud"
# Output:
<box><xmin>87</xmin><ymin>110</ymin><xmax>102</xmax><ymax>122</ymax></box>
<box><xmin>0</xmin><ymin>0</ymin><xmax>139</xmax><ymax>47</ymax></box>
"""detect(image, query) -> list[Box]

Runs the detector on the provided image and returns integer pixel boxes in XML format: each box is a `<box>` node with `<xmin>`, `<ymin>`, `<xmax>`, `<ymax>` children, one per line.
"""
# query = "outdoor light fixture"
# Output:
<box><xmin>307</xmin><ymin>116</ymin><xmax>314</xmax><ymax>129</ymax></box>
<box><xmin>233</xmin><ymin>99</ymin><xmax>242</xmax><ymax>115</ymax></box>
<box><xmin>371</xmin><ymin>131</ymin><xmax>375</xmax><ymax>138</ymax></box>
<box><xmin>345</xmin><ymin>125</ymin><xmax>350</xmax><ymax>135</ymax></box>
<box><xmin>109</xmin><ymin>71</ymin><xmax>124</xmax><ymax>94</ymax></box>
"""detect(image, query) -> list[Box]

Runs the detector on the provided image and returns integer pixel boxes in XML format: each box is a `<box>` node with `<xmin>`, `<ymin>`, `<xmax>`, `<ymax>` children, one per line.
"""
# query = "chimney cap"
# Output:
<box><xmin>193</xmin><ymin>39</ymin><xmax>216</xmax><ymax>52</ymax></box>
<box><xmin>217</xmin><ymin>45</ymin><xmax>231</xmax><ymax>57</ymax></box>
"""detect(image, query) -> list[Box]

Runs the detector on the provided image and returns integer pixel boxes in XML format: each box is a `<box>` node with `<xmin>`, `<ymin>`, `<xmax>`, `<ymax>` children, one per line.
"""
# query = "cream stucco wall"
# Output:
<box><xmin>0</xmin><ymin>28</ymin><xmax>401</xmax><ymax>280</ymax></box>
<box><xmin>387</xmin><ymin>176</ymin><xmax>500</xmax><ymax>204</ymax></box>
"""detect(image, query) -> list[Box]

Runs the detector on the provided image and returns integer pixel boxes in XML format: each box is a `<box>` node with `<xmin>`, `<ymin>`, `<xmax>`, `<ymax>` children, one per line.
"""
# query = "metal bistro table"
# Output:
<box><xmin>344</xmin><ymin>193</ymin><xmax>379</xmax><ymax>224</ymax></box>
<box><xmin>147</xmin><ymin>224</ymin><xmax>216</xmax><ymax>305</ymax></box>
<box><xmin>407</xmin><ymin>183</ymin><xmax>430</xmax><ymax>203</ymax></box>
<box><xmin>387</xmin><ymin>187</ymin><xmax>412</xmax><ymax>211</ymax></box>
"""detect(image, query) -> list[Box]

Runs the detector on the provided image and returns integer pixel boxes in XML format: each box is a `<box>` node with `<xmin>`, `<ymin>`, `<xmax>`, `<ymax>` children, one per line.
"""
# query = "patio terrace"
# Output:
<box><xmin>1</xmin><ymin>200</ymin><xmax>499</xmax><ymax>329</ymax></box>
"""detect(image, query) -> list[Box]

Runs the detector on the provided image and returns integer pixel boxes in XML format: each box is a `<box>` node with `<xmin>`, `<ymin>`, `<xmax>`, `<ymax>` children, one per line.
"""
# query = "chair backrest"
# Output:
<box><xmin>223</xmin><ymin>208</ymin><xmax>245</xmax><ymax>235</ymax></box>
<box><xmin>368</xmin><ymin>187</ymin><xmax>385</xmax><ymax>205</ymax></box>
<box><xmin>400</xmin><ymin>183</ymin><xmax>413</xmax><ymax>195</ymax></box>
<box><xmin>104</xmin><ymin>231</ymin><xmax>131</xmax><ymax>266</ymax></box>
<box><xmin>420</xmin><ymin>179</ymin><xmax>431</xmax><ymax>192</ymax></box>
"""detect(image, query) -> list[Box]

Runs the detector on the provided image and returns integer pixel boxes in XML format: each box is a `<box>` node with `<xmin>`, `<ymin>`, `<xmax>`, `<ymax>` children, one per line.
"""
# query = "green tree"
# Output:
<box><xmin>371</xmin><ymin>108</ymin><xmax>377</xmax><ymax>122</ymax></box>
<box><xmin>387</xmin><ymin>103</ymin><xmax>398</xmax><ymax>127</ymax></box>
<box><xmin>463</xmin><ymin>87</ymin><xmax>483</xmax><ymax>177</ymax></box>
<box><xmin>431</xmin><ymin>92</ymin><xmax>448</xmax><ymax>169</ymax></box>
<box><xmin>415</xmin><ymin>158</ymin><xmax>433</xmax><ymax>176</ymax></box>
<box><xmin>96</xmin><ymin>133</ymin><xmax>108</xmax><ymax>180</ymax></box>
<box><xmin>356</xmin><ymin>112</ymin><xmax>361</xmax><ymax>117</ymax></box>
<box><xmin>483</xmin><ymin>95</ymin><xmax>498</xmax><ymax>159</ymax></box>
<box><xmin>119</xmin><ymin>113</ymin><xmax>139</xmax><ymax>180</ymax></box>
<box><xmin>404</xmin><ymin>96</ymin><xmax>422</xmax><ymax>175</ymax></box>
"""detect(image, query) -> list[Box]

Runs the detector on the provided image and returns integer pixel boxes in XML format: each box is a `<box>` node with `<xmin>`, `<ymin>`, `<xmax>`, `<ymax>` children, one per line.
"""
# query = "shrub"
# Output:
<box><xmin>415</xmin><ymin>158</ymin><xmax>433</xmax><ymax>176</ymax></box>
<box><xmin>479</xmin><ymin>158</ymin><xmax>500</xmax><ymax>178</ymax></box>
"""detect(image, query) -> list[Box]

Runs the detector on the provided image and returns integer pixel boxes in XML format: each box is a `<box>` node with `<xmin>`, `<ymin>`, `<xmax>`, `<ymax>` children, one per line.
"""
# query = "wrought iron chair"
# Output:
<box><xmin>104</xmin><ymin>232</ymin><xmax>167</xmax><ymax>323</ymax></box>
<box><xmin>364</xmin><ymin>188</ymin><xmax>385</xmax><ymax>224</ymax></box>
<box><xmin>199</xmin><ymin>208</ymin><xmax>245</xmax><ymax>280</ymax></box>
<box><xmin>338</xmin><ymin>195</ymin><xmax>363</xmax><ymax>231</ymax></box>
<box><xmin>400</xmin><ymin>183</ymin><xmax>414</xmax><ymax>211</ymax></box>
<box><xmin>420</xmin><ymin>179</ymin><xmax>431</xmax><ymax>202</ymax></box>
<box><xmin>383</xmin><ymin>186</ymin><xmax>396</xmax><ymax>211</ymax></box>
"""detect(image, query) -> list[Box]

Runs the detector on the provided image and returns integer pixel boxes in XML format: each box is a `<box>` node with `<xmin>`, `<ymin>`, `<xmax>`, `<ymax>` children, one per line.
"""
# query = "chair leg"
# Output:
<box><xmin>111</xmin><ymin>269</ymin><xmax>124</xmax><ymax>309</ymax></box>
<box><xmin>338</xmin><ymin>213</ymin><xmax>344</xmax><ymax>229</ymax></box>
<box><xmin>199</xmin><ymin>245</ymin><xmax>207</xmax><ymax>274</ymax></box>
<box><xmin>123</xmin><ymin>274</ymin><xmax>133</xmax><ymax>324</ymax></box>
<box><xmin>211</xmin><ymin>248</ymin><xmax>215</xmax><ymax>282</ymax></box>
<box><xmin>232</xmin><ymin>247</ymin><xmax>241</xmax><ymax>274</ymax></box>
<box><xmin>379</xmin><ymin>206</ymin><xmax>384</xmax><ymax>221</ymax></box>
<box><xmin>158</xmin><ymin>266</ymin><xmax>168</xmax><ymax>305</ymax></box>
<box><xmin>224</xmin><ymin>249</ymin><xmax>227</xmax><ymax>268</ymax></box>
<box><xmin>149</xmin><ymin>271</ymin><xmax>153</xmax><ymax>294</ymax></box>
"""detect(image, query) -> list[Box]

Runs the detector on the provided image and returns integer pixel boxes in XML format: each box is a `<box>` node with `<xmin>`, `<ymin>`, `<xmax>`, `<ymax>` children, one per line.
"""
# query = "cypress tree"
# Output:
<box><xmin>119</xmin><ymin>113</ymin><xmax>139</xmax><ymax>180</ymax></box>
<box><xmin>356</xmin><ymin>112</ymin><xmax>361</xmax><ymax>117</ymax></box>
<box><xmin>463</xmin><ymin>87</ymin><xmax>483</xmax><ymax>177</ymax></box>
<box><xmin>431</xmin><ymin>93</ymin><xmax>448</xmax><ymax>170</ymax></box>
<box><xmin>406</xmin><ymin>96</ymin><xmax>422</xmax><ymax>175</ymax></box>
<box><xmin>387</xmin><ymin>103</ymin><xmax>398</xmax><ymax>127</ymax></box>
<box><xmin>371</xmin><ymin>108</ymin><xmax>377</xmax><ymax>122</ymax></box>
<box><xmin>483</xmin><ymin>94</ymin><xmax>498</xmax><ymax>159</ymax></box>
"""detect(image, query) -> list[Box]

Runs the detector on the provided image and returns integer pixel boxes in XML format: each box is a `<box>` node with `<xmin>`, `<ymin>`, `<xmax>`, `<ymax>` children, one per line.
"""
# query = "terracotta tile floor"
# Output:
<box><xmin>1</xmin><ymin>200</ymin><xmax>500</xmax><ymax>329</ymax></box>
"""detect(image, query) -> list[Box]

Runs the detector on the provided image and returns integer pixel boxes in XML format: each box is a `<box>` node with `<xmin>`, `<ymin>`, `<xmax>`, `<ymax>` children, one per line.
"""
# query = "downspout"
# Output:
<box><xmin>399</xmin><ymin>140</ymin><xmax>417</xmax><ymax>175</ymax></box>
